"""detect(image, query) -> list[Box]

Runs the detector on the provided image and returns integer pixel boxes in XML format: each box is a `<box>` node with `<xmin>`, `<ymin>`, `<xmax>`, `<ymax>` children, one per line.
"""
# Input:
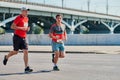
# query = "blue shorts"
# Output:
<box><xmin>52</xmin><ymin>41</ymin><xmax>65</xmax><ymax>52</ymax></box>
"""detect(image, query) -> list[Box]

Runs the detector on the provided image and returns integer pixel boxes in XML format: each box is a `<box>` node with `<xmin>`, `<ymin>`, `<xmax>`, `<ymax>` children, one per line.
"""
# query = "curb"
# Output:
<box><xmin>0</xmin><ymin>51</ymin><xmax>106</xmax><ymax>54</ymax></box>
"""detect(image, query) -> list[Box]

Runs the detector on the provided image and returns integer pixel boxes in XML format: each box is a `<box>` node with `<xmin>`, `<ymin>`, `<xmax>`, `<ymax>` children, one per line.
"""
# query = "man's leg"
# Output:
<box><xmin>54</xmin><ymin>51</ymin><xmax>59</xmax><ymax>65</ymax></box>
<box><xmin>51</xmin><ymin>41</ymin><xmax>60</xmax><ymax>70</ymax></box>
<box><xmin>3</xmin><ymin>34</ymin><xmax>20</xmax><ymax>65</ymax></box>
<box><xmin>59</xmin><ymin>43</ymin><xmax>65</xmax><ymax>58</ymax></box>
<box><xmin>23</xmin><ymin>49</ymin><xmax>33</xmax><ymax>73</ymax></box>
<box><xmin>53</xmin><ymin>51</ymin><xmax>60</xmax><ymax>71</ymax></box>
<box><xmin>3</xmin><ymin>50</ymin><xmax>18</xmax><ymax>65</ymax></box>
<box><xmin>52</xmin><ymin>53</ymin><xmax>55</xmax><ymax>63</ymax></box>
<box><xmin>23</xmin><ymin>49</ymin><xmax>28</xmax><ymax>68</ymax></box>
<box><xmin>59</xmin><ymin>51</ymin><xmax>65</xmax><ymax>58</ymax></box>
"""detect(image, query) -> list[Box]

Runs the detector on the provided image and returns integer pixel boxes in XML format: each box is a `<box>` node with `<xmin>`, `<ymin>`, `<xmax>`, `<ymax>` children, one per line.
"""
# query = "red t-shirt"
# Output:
<box><xmin>14</xmin><ymin>15</ymin><xmax>29</xmax><ymax>38</ymax></box>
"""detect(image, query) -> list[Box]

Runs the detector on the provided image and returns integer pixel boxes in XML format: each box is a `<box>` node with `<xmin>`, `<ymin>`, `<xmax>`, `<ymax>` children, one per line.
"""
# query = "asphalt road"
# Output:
<box><xmin>0</xmin><ymin>52</ymin><xmax>120</xmax><ymax>80</ymax></box>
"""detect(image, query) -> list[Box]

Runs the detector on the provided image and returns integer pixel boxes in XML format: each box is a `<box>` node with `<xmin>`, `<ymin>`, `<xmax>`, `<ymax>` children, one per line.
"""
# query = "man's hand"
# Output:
<box><xmin>64</xmin><ymin>37</ymin><xmax>67</xmax><ymax>41</ymax></box>
<box><xmin>26</xmin><ymin>27</ymin><xmax>30</xmax><ymax>32</ymax></box>
<box><xmin>49</xmin><ymin>33</ymin><xmax>59</xmax><ymax>39</ymax></box>
<box><xmin>55</xmin><ymin>36</ymin><xmax>60</xmax><ymax>39</ymax></box>
<box><xmin>20</xmin><ymin>27</ymin><xmax>28</xmax><ymax>31</ymax></box>
<box><xmin>20</xmin><ymin>26</ymin><xmax>30</xmax><ymax>32</ymax></box>
<box><xmin>11</xmin><ymin>23</ymin><xmax>30</xmax><ymax>31</ymax></box>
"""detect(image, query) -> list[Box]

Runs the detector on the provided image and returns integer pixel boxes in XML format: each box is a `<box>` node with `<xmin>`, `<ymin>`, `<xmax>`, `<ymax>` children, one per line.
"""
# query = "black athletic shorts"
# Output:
<box><xmin>13</xmin><ymin>34</ymin><xmax>28</xmax><ymax>51</ymax></box>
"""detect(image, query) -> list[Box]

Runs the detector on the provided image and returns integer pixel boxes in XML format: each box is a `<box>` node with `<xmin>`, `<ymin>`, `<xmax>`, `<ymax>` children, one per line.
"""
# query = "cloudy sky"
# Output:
<box><xmin>28</xmin><ymin>0</ymin><xmax>120</xmax><ymax>16</ymax></box>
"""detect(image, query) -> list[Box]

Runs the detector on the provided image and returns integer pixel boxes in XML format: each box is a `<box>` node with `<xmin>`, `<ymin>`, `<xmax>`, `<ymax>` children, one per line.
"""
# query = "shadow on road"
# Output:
<box><xmin>0</xmin><ymin>70</ymin><xmax>52</xmax><ymax>76</ymax></box>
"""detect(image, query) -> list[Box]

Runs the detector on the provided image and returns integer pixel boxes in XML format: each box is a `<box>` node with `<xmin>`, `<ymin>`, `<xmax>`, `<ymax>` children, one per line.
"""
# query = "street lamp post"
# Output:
<box><xmin>87</xmin><ymin>0</ymin><xmax>90</xmax><ymax>12</ymax></box>
<box><xmin>44</xmin><ymin>0</ymin><xmax>45</xmax><ymax>5</ymax></box>
<box><xmin>26</xmin><ymin>0</ymin><xmax>28</xmax><ymax>4</ymax></box>
<box><xmin>106</xmin><ymin>0</ymin><xmax>109</xmax><ymax>14</ymax></box>
<box><xmin>62</xmin><ymin>0</ymin><xmax>64</xmax><ymax>8</ymax></box>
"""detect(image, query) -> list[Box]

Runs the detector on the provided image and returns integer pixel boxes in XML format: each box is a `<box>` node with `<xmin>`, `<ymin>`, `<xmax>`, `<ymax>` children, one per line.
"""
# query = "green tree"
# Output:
<box><xmin>33</xmin><ymin>25</ymin><xmax>44</xmax><ymax>34</ymax></box>
<box><xmin>81</xmin><ymin>25</ymin><xmax>89</xmax><ymax>34</ymax></box>
<box><xmin>0</xmin><ymin>27</ymin><xmax>5</xmax><ymax>34</ymax></box>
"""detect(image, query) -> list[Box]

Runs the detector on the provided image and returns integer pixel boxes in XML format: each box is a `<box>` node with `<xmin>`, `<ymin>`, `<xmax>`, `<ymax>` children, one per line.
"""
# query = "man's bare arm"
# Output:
<box><xmin>11</xmin><ymin>23</ymin><xmax>29</xmax><ymax>31</ymax></box>
<box><xmin>49</xmin><ymin>33</ymin><xmax>57</xmax><ymax>39</ymax></box>
<box><xmin>64</xmin><ymin>30</ymin><xmax>67</xmax><ymax>41</ymax></box>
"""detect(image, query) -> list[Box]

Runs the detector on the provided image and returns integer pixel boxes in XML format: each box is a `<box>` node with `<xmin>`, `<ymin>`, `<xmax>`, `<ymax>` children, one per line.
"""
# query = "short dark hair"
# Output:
<box><xmin>56</xmin><ymin>14</ymin><xmax>62</xmax><ymax>18</ymax></box>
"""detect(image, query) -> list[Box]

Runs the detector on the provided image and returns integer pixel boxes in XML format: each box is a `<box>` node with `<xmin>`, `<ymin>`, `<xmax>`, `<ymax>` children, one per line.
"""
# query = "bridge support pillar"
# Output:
<box><xmin>3</xmin><ymin>13</ymin><xmax>6</xmax><ymax>21</ymax></box>
<box><xmin>0</xmin><ymin>16</ymin><xmax>17</xmax><ymax>27</ymax></box>
<box><xmin>11</xmin><ymin>13</ymin><xmax>14</xmax><ymax>17</ymax></box>
<box><xmin>101</xmin><ymin>21</ymin><xmax>120</xmax><ymax>34</ymax></box>
<box><xmin>62</xmin><ymin>19</ymin><xmax>87</xmax><ymax>34</ymax></box>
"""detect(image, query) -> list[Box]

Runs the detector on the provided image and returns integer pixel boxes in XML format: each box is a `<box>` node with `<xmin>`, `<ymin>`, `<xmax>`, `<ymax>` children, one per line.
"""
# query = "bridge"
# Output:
<box><xmin>1</xmin><ymin>0</ymin><xmax>120</xmax><ymax>45</ymax></box>
<box><xmin>0</xmin><ymin>0</ymin><xmax>120</xmax><ymax>34</ymax></box>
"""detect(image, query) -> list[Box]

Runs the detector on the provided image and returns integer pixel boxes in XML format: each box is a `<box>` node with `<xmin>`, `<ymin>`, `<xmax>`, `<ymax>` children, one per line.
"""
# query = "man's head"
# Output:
<box><xmin>21</xmin><ymin>7</ymin><xmax>29</xmax><ymax>16</ymax></box>
<box><xmin>56</xmin><ymin>14</ymin><xmax>62</xmax><ymax>23</ymax></box>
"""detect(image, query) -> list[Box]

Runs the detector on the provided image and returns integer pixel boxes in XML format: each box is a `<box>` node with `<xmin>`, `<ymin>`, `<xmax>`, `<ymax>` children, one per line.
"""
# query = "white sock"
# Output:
<box><xmin>54</xmin><ymin>63</ymin><xmax>57</xmax><ymax>67</ymax></box>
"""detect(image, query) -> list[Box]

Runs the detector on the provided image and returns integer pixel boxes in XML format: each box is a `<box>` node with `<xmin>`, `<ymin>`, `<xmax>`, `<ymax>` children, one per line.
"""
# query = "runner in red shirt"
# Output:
<box><xmin>3</xmin><ymin>7</ymin><xmax>33</xmax><ymax>73</ymax></box>
<box><xmin>49</xmin><ymin>14</ymin><xmax>67</xmax><ymax>71</ymax></box>
<box><xmin>14</xmin><ymin>14</ymin><xmax>29</xmax><ymax>38</ymax></box>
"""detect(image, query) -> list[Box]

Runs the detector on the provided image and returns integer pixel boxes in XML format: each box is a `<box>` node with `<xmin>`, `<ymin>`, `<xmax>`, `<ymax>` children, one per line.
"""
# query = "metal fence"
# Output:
<box><xmin>0</xmin><ymin>0</ymin><xmax>64</xmax><ymax>9</ymax></box>
<box><xmin>0</xmin><ymin>0</ymin><xmax>117</xmax><ymax>17</ymax></box>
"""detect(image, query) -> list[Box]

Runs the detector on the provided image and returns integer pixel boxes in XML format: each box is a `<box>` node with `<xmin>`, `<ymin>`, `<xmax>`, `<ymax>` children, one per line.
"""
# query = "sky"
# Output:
<box><xmin>27</xmin><ymin>0</ymin><xmax>120</xmax><ymax>16</ymax></box>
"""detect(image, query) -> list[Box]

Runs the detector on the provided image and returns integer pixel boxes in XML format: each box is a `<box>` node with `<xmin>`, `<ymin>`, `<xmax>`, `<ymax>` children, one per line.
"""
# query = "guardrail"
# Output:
<box><xmin>0</xmin><ymin>0</ymin><xmax>47</xmax><ymax>6</ymax></box>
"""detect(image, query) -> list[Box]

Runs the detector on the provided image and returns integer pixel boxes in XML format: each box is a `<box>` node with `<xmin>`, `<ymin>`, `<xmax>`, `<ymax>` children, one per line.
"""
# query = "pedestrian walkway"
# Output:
<box><xmin>0</xmin><ymin>45</ymin><xmax>120</xmax><ymax>54</ymax></box>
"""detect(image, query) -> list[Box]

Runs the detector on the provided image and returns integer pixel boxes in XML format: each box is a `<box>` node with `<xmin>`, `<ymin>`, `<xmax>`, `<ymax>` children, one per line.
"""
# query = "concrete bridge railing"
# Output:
<box><xmin>0</xmin><ymin>34</ymin><xmax>120</xmax><ymax>45</ymax></box>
